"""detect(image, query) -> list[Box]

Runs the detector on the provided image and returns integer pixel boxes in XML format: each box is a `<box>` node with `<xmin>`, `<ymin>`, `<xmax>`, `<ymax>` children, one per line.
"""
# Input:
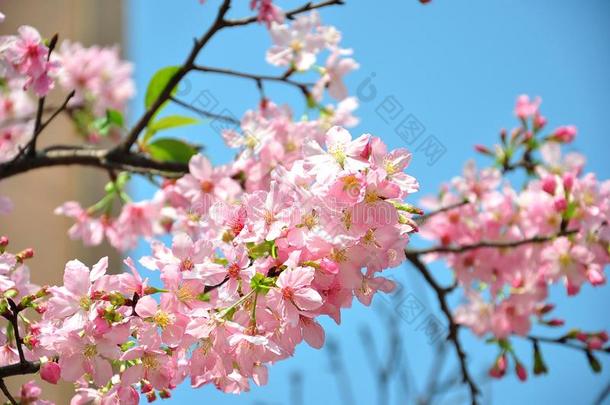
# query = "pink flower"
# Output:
<box><xmin>304</xmin><ymin>126</ymin><xmax>370</xmax><ymax>175</ymax></box>
<box><xmin>250</xmin><ymin>0</ymin><xmax>284</xmax><ymax>28</ymax></box>
<box><xmin>268</xmin><ymin>266</ymin><xmax>322</xmax><ymax>325</ymax></box>
<box><xmin>266</xmin><ymin>12</ymin><xmax>323</xmax><ymax>71</ymax></box>
<box><xmin>514</xmin><ymin>94</ymin><xmax>541</xmax><ymax>119</ymax></box>
<box><xmin>54</xmin><ymin>201</ymin><xmax>105</xmax><ymax>246</ymax></box>
<box><xmin>44</xmin><ymin>257</ymin><xmax>108</xmax><ymax>328</ymax></box>
<box><xmin>1</xmin><ymin>26</ymin><xmax>56</xmax><ymax>96</ymax></box>
<box><xmin>313</xmin><ymin>49</ymin><xmax>359</xmax><ymax>101</ymax></box>
<box><xmin>551</xmin><ymin>125</ymin><xmax>577</xmax><ymax>143</ymax></box>
<box><xmin>57</xmin><ymin>41</ymin><xmax>134</xmax><ymax>116</ymax></box>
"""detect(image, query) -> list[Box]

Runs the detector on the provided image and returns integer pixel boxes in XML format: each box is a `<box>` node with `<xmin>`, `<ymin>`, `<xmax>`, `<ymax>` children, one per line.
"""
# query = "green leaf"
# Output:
<box><xmin>145</xmin><ymin>66</ymin><xmax>181</xmax><ymax>109</ymax></box>
<box><xmin>106</xmin><ymin>109</ymin><xmax>125</xmax><ymax>127</ymax></box>
<box><xmin>148</xmin><ymin>138</ymin><xmax>198</xmax><ymax>164</ymax></box>
<box><xmin>247</xmin><ymin>240</ymin><xmax>277</xmax><ymax>260</ymax></box>
<box><xmin>563</xmin><ymin>201</ymin><xmax>578</xmax><ymax>220</ymax></box>
<box><xmin>92</xmin><ymin>109</ymin><xmax>125</xmax><ymax>136</ymax></box>
<box><xmin>250</xmin><ymin>273</ymin><xmax>276</xmax><ymax>295</ymax></box>
<box><xmin>532</xmin><ymin>341</ymin><xmax>548</xmax><ymax>375</ymax></box>
<box><xmin>143</xmin><ymin>115</ymin><xmax>200</xmax><ymax>144</ymax></box>
<box><xmin>586</xmin><ymin>351</ymin><xmax>602</xmax><ymax>373</ymax></box>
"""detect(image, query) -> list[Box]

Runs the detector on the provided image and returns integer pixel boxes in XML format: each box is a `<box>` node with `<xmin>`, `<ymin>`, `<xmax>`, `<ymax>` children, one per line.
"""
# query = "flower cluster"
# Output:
<box><xmin>267</xmin><ymin>11</ymin><xmax>358</xmax><ymax>101</ymax></box>
<box><xmin>250</xmin><ymin>0</ymin><xmax>283</xmax><ymax>28</ymax></box>
<box><xmin>0</xmin><ymin>26</ymin><xmax>57</xmax><ymax>96</ymax></box>
<box><xmin>55</xmin><ymin>41</ymin><xmax>134</xmax><ymax>141</ymax></box>
<box><xmin>1</xmin><ymin>120</ymin><xmax>419</xmax><ymax>402</ymax></box>
<box><xmin>420</xmin><ymin>96</ymin><xmax>610</xmax><ymax>341</ymax></box>
<box><xmin>0</xmin><ymin>77</ymin><xmax>36</xmax><ymax>163</ymax></box>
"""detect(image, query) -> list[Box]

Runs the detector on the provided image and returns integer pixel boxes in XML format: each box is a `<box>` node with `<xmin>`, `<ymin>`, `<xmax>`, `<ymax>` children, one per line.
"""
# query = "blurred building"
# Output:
<box><xmin>0</xmin><ymin>1</ymin><xmax>123</xmax><ymax>403</ymax></box>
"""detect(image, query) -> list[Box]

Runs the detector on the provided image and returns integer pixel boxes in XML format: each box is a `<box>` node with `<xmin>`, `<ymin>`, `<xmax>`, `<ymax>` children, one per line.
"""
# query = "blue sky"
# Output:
<box><xmin>125</xmin><ymin>1</ymin><xmax>610</xmax><ymax>403</ymax></box>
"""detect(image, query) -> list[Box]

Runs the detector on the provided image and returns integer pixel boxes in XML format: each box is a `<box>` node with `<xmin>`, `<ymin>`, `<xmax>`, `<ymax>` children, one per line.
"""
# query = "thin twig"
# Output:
<box><xmin>0</xmin><ymin>378</ymin><xmax>17</xmax><ymax>405</ymax></box>
<box><xmin>415</xmin><ymin>199</ymin><xmax>470</xmax><ymax>224</ymax></box>
<box><xmin>192</xmin><ymin>65</ymin><xmax>312</xmax><ymax>93</ymax></box>
<box><xmin>169</xmin><ymin>96</ymin><xmax>240</xmax><ymax>125</ymax></box>
<box><xmin>117</xmin><ymin>0</ymin><xmax>233</xmax><ymax>153</ymax></box>
<box><xmin>224</xmin><ymin>0</ymin><xmax>346</xmax><ymax>27</ymax></box>
<box><xmin>406</xmin><ymin>229</ymin><xmax>577</xmax><ymax>256</ymax></box>
<box><xmin>405</xmin><ymin>251</ymin><xmax>480</xmax><ymax>405</ymax></box>
<box><xmin>526</xmin><ymin>335</ymin><xmax>610</xmax><ymax>354</ymax></box>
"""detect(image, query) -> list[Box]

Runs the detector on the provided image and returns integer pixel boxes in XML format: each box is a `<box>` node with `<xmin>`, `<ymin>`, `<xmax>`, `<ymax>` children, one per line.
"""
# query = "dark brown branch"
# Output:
<box><xmin>406</xmin><ymin>229</ymin><xmax>577</xmax><ymax>256</ymax></box>
<box><xmin>526</xmin><ymin>335</ymin><xmax>610</xmax><ymax>354</ymax></box>
<box><xmin>223</xmin><ymin>0</ymin><xmax>346</xmax><ymax>27</ymax></box>
<box><xmin>0</xmin><ymin>361</ymin><xmax>40</xmax><ymax>380</ymax></box>
<box><xmin>192</xmin><ymin>65</ymin><xmax>312</xmax><ymax>93</ymax></box>
<box><xmin>405</xmin><ymin>251</ymin><xmax>480</xmax><ymax>405</ymax></box>
<box><xmin>0</xmin><ymin>147</ymin><xmax>188</xmax><ymax>180</ymax></box>
<box><xmin>117</xmin><ymin>0</ymin><xmax>233</xmax><ymax>153</ymax></box>
<box><xmin>169</xmin><ymin>96</ymin><xmax>240</xmax><ymax>125</ymax></box>
<box><xmin>415</xmin><ymin>199</ymin><xmax>470</xmax><ymax>224</ymax></box>
<box><xmin>0</xmin><ymin>378</ymin><xmax>17</xmax><ymax>405</ymax></box>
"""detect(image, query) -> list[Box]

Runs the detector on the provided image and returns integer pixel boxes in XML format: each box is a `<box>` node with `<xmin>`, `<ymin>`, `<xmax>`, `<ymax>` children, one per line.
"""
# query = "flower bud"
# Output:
<box><xmin>541</xmin><ymin>175</ymin><xmax>557</xmax><ymax>195</ymax></box>
<box><xmin>515</xmin><ymin>362</ymin><xmax>527</xmax><ymax>381</ymax></box>
<box><xmin>553</xmin><ymin>197</ymin><xmax>567</xmax><ymax>212</ymax></box>
<box><xmin>489</xmin><ymin>353</ymin><xmax>507</xmax><ymax>378</ymax></box>
<box><xmin>534</xmin><ymin>114</ymin><xmax>547</xmax><ymax>131</ymax></box>
<box><xmin>0</xmin><ymin>236</ymin><xmax>8</xmax><ymax>247</ymax></box>
<box><xmin>40</xmin><ymin>362</ymin><xmax>61</xmax><ymax>384</ymax></box>
<box><xmin>552</xmin><ymin>125</ymin><xmax>577</xmax><ymax>143</ymax></box>
<box><xmin>545</xmin><ymin>318</ymin><xmax>565</xmax><ymax>327</ymax></box>
<box><xmin>16</xmin><ymin>248</ymin><xmax>34</xmax><ymax>262</ymax></box>
<box><xmin>474</xmin><ymin>144</ymin><xmax>492</xmax><ymax>155</ymax></box>
<box><xmin>562</xmin><ymin>172</ymin><xmax>575</xmax><ymax>192</ymax></box>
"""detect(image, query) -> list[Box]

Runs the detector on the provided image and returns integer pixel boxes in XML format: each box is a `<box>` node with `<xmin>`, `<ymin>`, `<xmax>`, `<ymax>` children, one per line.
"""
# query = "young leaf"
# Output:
<box><xmin>143</xmin><ymin>115</ymin><xmax>200</xmax><ymax>143</ymax></box>
<box><xmin>145</xmin><ymin>66</ymin><xmax>180</xmax><ymax>109</ymax></box>
<box><xmin>148</xmin><ymin>138</ymin><xmax>198</xmax><ymax>164</ymax></box>
<box><xmin>586</xmin><ymin>350</ymin><xmax>602</xmax><ymax>373</ymax></box>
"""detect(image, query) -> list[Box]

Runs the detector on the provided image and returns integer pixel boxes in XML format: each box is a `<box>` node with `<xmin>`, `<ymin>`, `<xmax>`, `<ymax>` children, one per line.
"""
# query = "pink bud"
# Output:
<box><xmin>474</xmin><ymin>144</ymin><xmax>492</xmax><ymax>155</ymax></box>
<box><xmin>546</xmin><ymin>319</ymin><xmax>565</xmax><ymax>327</ymax></box>
<box><xmin>576</xmin><ymin>332</ymin><xmax>589</xmax><ymax>343</ymax></box>
<box><xmin>534</xmin><ymin>114</ymin><xmax>547</xmax><ymax>130</ymax></box>
<box><xmin>598</xmin><ymin>331</ymin><xmax>609</xmax><ymax>342</ymax></box>
<box><xmin>587</xmin><ymin>337</ymin><xmax>603</xmax><ymax>350</ymax></box>
<box><xmin>40</xmin><ymin>362</ymin><xmax>60</xmax><ymax>385</ymax></box>
<box><xmin>537</xmin><ymin>303</ymin><xmax>555</xmax><ymax>315</ymax></box>
<box><xmin>562</xmin><ymin>172</ymin><xmax>575</xmax><ymax>192</ymax></box>
<box><xmin>541</xmin><ymin>175</ymin><xmax>557</xmax><ymax>195</ymax></box>
<box><xmin>553</xmin><ymin>197</ymin><xmax>567</xmax><ymax>212</ymax></box>
<box><xmin>587</xmin><ymin>268</ymin><xmax>605</xmax><ymax>286</ymax></box>
<box><xmin>0</xmin><ymin>236</ymin><xmax>8</xmax><ymax>247</ymax></box>
<box><xmin>141</xmin><ymin>382</ymin><xmax>153</xmax><ymax>394</ymax></box>
<box><xmin>489</xmin><ymin>354</ymin><xmax>507</xmax><ymax>378</ymax></box>
<box><xmin>515</xmin><ymin>362</ymin><xmax>528</xmax><ymax>381</ymax></box>
<box><xmin>552</xmin><ymin>125</ymin><xmax>577</xmax><ymax>143</ymax></box>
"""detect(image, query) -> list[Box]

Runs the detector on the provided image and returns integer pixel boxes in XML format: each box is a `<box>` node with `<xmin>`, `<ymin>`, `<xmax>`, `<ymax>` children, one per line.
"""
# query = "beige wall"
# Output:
<box><xmin>0</xmin><ymin>1</ymin><xmax>123</xmax><ymax>403</ymax></box>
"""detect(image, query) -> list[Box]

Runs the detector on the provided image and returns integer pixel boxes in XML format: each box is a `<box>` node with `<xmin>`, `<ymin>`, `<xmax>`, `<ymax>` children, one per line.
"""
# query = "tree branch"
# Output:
<box><xmin>169</xmin><ymin>96</ymin><xmax>240</xmax><ymax>125</ymax></box>
<box><xmin>0</xmin><ymin>378</ymin><xmax>17</xmax><ymax>405</ymax></box>
<box><xmin>406</xmin><ymin>229</ymin><xmax>577</xmax><ymax>256</ymax></box>
<box><xmin>405</xmin><ymin>251</ymin><xmax>480</xmax><ymax>405</ymax></box>
<box><xmin>223</xmin><ymin>0</ymin><xmax>346</xmax><ymax>27</ymax></box>
<box><xmin>0</xmin><ymin>147</ymin><xmax>188</xmax><ymax>180</ymax></box>
<box><xmin>117</xmin><ymin>0</ymin><xmax>233</xmax><ymax>153</ymax></box>
<box><xmin>415</xmin><ymin>199</ymin><xmax>470</xmax><ymax>225</ymax></box>
<box><xmin>192</xmin><ymin>65</ymin><xmax>312</xmax><ymax>94</ymax></box>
